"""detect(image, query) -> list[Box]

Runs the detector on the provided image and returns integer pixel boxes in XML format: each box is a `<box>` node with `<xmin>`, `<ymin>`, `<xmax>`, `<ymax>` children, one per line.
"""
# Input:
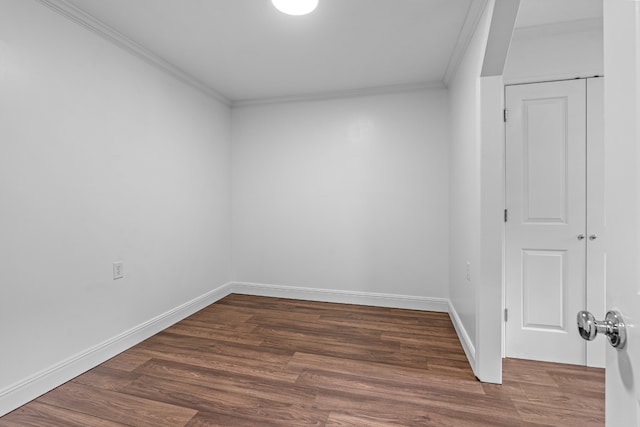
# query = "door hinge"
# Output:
<box><xmin>504</xmin><ymin>209</ymin><xmax>508</xmax><ymax>222</ymax></box>
<box><xmin>504</xmin><ymin>308</ymin><xmax>508</xmax><ymax>322</ymax></box>
<box><xmin>503</xmin><ymin>108</ymin><xmax>508</xmax><ymax>122</ymax></box>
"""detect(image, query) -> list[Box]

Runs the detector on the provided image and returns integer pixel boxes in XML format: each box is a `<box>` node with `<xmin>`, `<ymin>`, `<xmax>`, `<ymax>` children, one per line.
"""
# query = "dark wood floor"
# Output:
<box><xmin>0</xmin><ymin>294</ymin><xmax>605</xmax><ymax>426</ymax></box>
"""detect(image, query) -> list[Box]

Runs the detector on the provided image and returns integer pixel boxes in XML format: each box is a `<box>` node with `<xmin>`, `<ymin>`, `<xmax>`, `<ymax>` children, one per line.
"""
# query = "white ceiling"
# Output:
<box><xmin>64</xmin><ymin>0</ymin><xmax>473</xmax><ymax>103</ymax></box>
<box><xmin>61</xmin><ymin>0</ymin><xmax>602</xmax><ymax>104</ymax></box>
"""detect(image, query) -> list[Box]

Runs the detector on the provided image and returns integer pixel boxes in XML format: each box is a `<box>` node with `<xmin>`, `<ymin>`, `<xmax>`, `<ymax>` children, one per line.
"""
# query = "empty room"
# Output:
<box><xmin>1</xmin><ymin>0</ymin><xmax>639</xmax><ymax>425</ymax></box>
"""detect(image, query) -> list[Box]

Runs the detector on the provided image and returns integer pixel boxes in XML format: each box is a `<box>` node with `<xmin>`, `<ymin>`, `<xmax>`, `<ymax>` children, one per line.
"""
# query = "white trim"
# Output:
<box><xmin>448</xmin><ymin>300</ymin><xmax>477</xmax><ymax>375</ymax></box>
<box><xmin>444</xmin><ymin>0</ymin><xmax>489</xmax><ymax>86</ymax></box>
<box><xmin>232</xmin><ymin>281</ymin><xmax>449</xmax><ymax>312</ymax></box>
<box><xmin>475</xmin><ymin>75</ymin><xmax>505</xmax><ymax>384</ymax></box>
<box><xmin>231</xmin><ymin>81</ymin><xmax>445</xmax><ymax>108</ymax></box>
<box><xmin>33</xmin><ymin>0</ymin><xmax>230</xmax><ymax>106</ymax></box>
<box><xmin>480</xmin><ymin>0</ymin><xmax>520</xmax><ymax>77</ymax></box>
<box><xmin>0</xmin><ymin>282</ymin><xmax>234</xmax><ymax>417</ymax></box>
<box><xmin>503</xmin><ymin>71</ymin><xmax>603</xmax><ymax>86</ymax></box>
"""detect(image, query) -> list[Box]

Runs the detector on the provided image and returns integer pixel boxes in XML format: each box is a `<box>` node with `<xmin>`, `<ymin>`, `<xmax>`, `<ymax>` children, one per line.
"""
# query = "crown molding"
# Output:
<box><xmin>34</xmin><ymin>0</ymin><xmax>231</xmax><ymax>106</ymax></box>
<box><xmin>513</xmin><ymin>18</ymin><xmax>603</xmax><ymax>40</ymax></box>
<box><xmin>232</xmin><ymin>80</ymin><xmax>445</xmax><ymax>108</ymax></box>
<box><xmin>443</xmin><ymin>0</ymin><xmax>489</xmax><ymax>86</ymax></box>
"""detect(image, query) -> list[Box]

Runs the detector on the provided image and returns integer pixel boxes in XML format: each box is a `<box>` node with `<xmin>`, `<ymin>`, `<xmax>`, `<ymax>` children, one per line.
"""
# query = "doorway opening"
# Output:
<box><xmin>504</xmin><ymin>77</ymin><xmax>605</xmax><ymax>367</ymax></box>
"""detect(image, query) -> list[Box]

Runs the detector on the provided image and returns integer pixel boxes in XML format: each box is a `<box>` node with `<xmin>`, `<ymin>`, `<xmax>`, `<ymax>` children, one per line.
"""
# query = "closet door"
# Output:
<box><xmin>505</xmin><ymin>79</ymin><xmax>587</xmax><ymax>365</ymax></box>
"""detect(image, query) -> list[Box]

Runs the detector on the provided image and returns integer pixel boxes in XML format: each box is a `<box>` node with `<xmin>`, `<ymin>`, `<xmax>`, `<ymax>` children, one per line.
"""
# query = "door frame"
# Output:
<box><xmin>501</xmin><ymin>76</ymin><xmax>606</xmax><ymax>367</ymax></box>
<box><xmin>602</xmin><ymin>1</ymin><xmax>640</xmax><ymax>423</ymax></box>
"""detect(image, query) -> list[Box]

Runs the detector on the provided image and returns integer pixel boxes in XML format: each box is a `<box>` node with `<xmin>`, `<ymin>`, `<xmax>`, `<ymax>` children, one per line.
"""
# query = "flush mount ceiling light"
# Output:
<box><xmin>272</xmin><ymin>0</ymin><xmax>318</xmax><ymax>16</ymax></box>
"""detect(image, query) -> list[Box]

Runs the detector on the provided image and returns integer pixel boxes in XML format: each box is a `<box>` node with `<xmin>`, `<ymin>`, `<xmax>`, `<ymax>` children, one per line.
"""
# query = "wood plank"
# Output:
<box><xmin>513</xmin><ymin>399</ymin><xmax>605</xmax><ymax>426</ymax></box>
<box><xmin>315</xmin><ymin>389</ymin><xmax>522</xmax><ymax>427</ymax></box>
<box><xmin>246</xmin><ymin>314</ymin><xmax>381</xmax><ymax>341</ymax></box>
<box><xmin>325</xmin><ymin>412</ymin><xmax>420</xmax><ymax>427</ymax></box>
<box><xmin>142</xmin><ymin>331</ymin><xmax>290</xmax><ymax>364</ymax></box>
<box><xmin>185</xmin><ymin>409</ymin><xmax>327</xmax><ymax>427</ymax></box>
<box><xmin>285</xmin><ymin>352</ymin><xmax>484</xmax><ymax>394</ymax></box>
<box><xmin>326</xmin><ymin>410</ymin><xmax>519</xmax><ymax>427</ymax></box>
<box><xmin>122</xmin><ymin>375</ymin><xmax>328</xmax><ymax>426</ymax></box>
<box><xmin>0</xmin><ymin>401</ymin><xmax>128</xmax><ymax>427</ymax></box>
<box><xmin>166</xmin><ymin>320</ymin><xmax>261</xmax><ymax>346</ymax></box>
<box><xmin>101</xmin><ymin>352</ymin><xmax>151</xmax><ymax>372</ymax></box>
<box><xmin>72</xmin><ymin>366</ymin><xmax>139</xmax><ymax>392</ymax></box>
<box><xmin>127</xmin><ymin>344</ymin><xmax>299</xmax><ymax>383</ymax></box>
<box><xmin>262</xmin><ymin>336</ymin><xmax>426</xmax><ymax>369</ymax></box>
<box><xmin>301</xmin><ymin>369</ymin><xmax>520</xmax><ymax>422</ymax></box>
<box><xmin>36</xmin><ymin>382</ymin><xmax>196</xmax><ymax>427</ymax></box>
<box><xmin>133</xmin><ymin>358</ymin><xmax>317</xmax><ymax>405</ymax></box>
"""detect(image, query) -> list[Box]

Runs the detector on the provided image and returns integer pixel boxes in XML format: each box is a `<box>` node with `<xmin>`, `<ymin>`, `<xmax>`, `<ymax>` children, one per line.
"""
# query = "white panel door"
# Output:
<box><xmin>602</xmin><ymin>1</ymin><xmax>640</xmax><ymax>425</ymax></box>
<box><xmin>505</xmin><ymin>79</ymin><xmax>587</xmax><ymax>365</ymax></box>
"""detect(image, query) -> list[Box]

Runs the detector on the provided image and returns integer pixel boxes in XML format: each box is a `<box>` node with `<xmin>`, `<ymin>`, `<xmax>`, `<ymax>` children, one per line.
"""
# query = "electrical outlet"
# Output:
<box><xmin>466</xmin><ymin>261</ymin><xmax>471</xmax><ymax>282</ymax></box>
<box><xmin>113</xmin><ymin>261</ymin><xmax>124</xmax><ymax>280</ymax></box>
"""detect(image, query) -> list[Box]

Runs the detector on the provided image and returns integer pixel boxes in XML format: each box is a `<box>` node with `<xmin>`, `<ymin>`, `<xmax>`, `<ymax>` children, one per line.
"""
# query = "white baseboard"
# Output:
<box><xmin>231</xmin><ymin>281</ymin><xmax>449</xmax><ymax>312</ymax></box>
<box><xmin>448</xmin><ymin>300</ymin><xmax>477</xmax><ymax>376</ymax></box>
<box><xmin>0</xmin><ymin>282</ymin><xmax>234</xmax><ymax>417</ymax></box>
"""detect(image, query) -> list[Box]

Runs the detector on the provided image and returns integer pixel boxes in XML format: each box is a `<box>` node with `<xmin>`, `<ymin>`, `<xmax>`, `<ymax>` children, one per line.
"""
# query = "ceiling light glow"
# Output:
<box><xmin>272</xmin><ymin>0</ymin><xmax>318</xmax><ymax>16</ymax></box>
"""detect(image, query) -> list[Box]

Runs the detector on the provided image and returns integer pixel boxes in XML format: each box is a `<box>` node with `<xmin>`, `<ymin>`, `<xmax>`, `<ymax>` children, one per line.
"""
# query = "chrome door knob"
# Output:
<box><xmin>577</xmin><ymin>310</ymin><xmax>627</xmax><ymax>349</ymax></box>
<box><xmin>577</xmin><ymin>234</ymin><xmax>586</xmax><ymax>240</ymax></box>
<box><xmin>589</xmin><ymin>234</ymin><xmax>598</xmax><ymax>240</ymax></box>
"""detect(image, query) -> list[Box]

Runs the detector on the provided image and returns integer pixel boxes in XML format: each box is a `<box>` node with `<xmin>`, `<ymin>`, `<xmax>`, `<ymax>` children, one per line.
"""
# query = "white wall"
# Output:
<box><xmin>231</xmin><ymin>90</ymin><xmax>449</xmax><ymax>303</ymax></box>
<box><xmin>447</xmin><ymin>0</ymin><xmax>495</xmax><ymax>369</ymax></box>
<box><xmin>0</xmin><ymin>0</ymin><xmax>231</xmax><ymax>412</ymax></box>
<box><xmin>504</xmin><ymin>23</ymin><xmax>603</xmax><ymax>83</ymax></box>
